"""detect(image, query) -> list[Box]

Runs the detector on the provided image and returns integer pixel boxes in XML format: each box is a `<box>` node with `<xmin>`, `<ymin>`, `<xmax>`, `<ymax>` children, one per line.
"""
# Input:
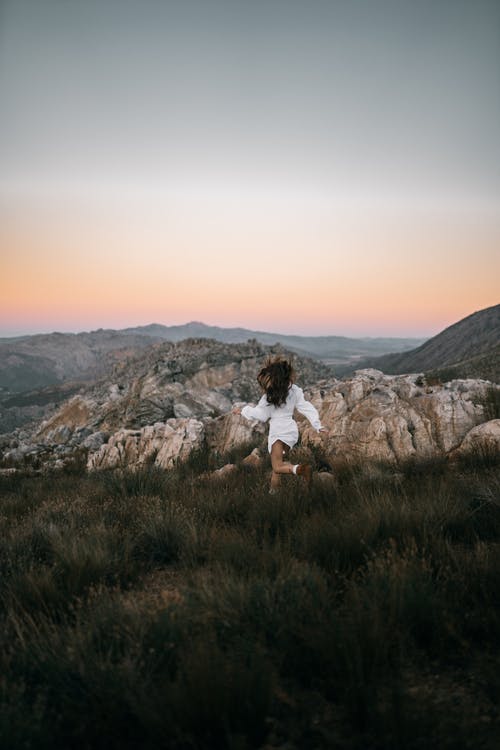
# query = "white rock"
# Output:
<box><xmin>301</xmin><ymin>376</ymin><xmax>496</xmax><ymax>462</ymax></box>
<box><xmin>155</xmin><ymin>419</ymin><xmax>205</xmax><ymax>469</ymax></box>
<box><xmin>451</xmin><ymin>419</ymin><xmax>500</xmax><ymax>457</ymax></box>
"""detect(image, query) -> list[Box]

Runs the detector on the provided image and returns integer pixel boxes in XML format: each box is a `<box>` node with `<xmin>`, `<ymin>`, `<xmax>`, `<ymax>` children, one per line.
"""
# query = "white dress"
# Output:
<box><xmin>240</xmin><ymin>384</ymin><xmax>323</xmax><ymax>453</ymax></box>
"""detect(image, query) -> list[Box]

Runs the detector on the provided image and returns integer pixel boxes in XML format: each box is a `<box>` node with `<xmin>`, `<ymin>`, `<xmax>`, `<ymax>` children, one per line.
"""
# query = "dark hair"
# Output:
<box><xmin>257</xmin><ymin>357</ymin><xmax>295</xmax><ymax>407</ymax></box>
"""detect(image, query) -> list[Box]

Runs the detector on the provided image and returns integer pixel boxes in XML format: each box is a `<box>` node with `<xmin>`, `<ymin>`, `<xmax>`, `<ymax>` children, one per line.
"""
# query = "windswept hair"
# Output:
<box><xmin>257</xmin><ymin>357</ymin><xmax>295</xmax><ymax>407</ymax></box>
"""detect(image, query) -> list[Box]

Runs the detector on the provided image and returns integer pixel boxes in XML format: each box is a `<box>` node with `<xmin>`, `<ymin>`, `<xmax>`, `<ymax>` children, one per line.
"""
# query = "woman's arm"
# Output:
<box><xmin>294</xmin><ymin>386</ymin><xmax>323</xmax><ymax>431</ymax></box>
<box><xmin>235</xmin><ymin>395</ymin><xmax>271</xmax><ymax>423</ymax></box>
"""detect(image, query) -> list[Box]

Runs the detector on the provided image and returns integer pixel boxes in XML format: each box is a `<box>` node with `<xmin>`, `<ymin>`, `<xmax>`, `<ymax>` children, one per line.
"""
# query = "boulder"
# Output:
<box><xmin>45</xmin><ymin>424</ymin><xmax>73</xmax><ymax>444</ymax></box>
<box><xmin>205</xmin><ymin>412</ymin><xmax>266</xmax><ymax>455</ymax></box>
<box><xmin>314</xmin><ymin>471</ymin><xmax>336</xmax><ymax>487</ymax></box>
<box><xmin>82</xmin><ymin>431</ymin><xmax>109</xmax><ymax>451</ymax></box>
<box><xmin>242</xmin><ymin>447</ymin><xmax>263</xmax><ymax>469</ymax></box>
<box><xmin>155</xmin><ymin>419</ymin><xmax>205</xmax><ymax>469</ymax></box>
<box><xmin>212</xmin><ymin>463</ymin><xmax>238</xmax><ymax>478</ymax></box>
<box><xmin>450</xmin><ymin>419</ymin><xmax>500</xmax><ymax>458</ymax></box>
<box><xmin>173</xmin><ymin>403</ymin><xmax>193</xmax><ymax>418</ymax></box>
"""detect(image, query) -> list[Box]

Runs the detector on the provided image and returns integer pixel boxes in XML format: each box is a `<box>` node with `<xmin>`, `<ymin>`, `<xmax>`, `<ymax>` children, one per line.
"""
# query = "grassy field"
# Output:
<box><xmin>0</xmin><ymin>445</ymin><xmax>499</xmax><ymax>749</ymax></box>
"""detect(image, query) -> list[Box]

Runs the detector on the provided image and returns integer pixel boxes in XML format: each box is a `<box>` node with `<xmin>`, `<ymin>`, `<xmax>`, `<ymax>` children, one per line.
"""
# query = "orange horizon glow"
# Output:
<box><xmin>1</xmin><ymin>190</ymin><xmax>499</xmax><ymax>339</ymax></box>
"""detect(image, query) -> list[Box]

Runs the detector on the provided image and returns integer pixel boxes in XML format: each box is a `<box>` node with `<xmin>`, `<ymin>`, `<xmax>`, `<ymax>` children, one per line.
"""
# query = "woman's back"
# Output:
<box><xmin>263</xmin><ymin>384</ymin><xmax>300</xmax><ymax>418</ymax></box>
<box><xmin>243</xmin><ymin>383</ymin><xmax>322</xmax><ymax>430</ymax></box>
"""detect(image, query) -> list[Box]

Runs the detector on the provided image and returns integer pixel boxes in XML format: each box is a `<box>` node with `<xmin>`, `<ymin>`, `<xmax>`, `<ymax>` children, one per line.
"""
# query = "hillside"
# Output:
<box><xmin>425</xmin><ymin>344</ymin><xmax>500</xmax><ymax>384</ymax></box>
<box><xmin>0</xmin><ymin>330</ymin><xmax>165</xmax><ymax>393</ymax></box>
<box><xmin>337</xmin><ymin>304</ymin><xmax>500</xmax><ymax>381</ymax></box>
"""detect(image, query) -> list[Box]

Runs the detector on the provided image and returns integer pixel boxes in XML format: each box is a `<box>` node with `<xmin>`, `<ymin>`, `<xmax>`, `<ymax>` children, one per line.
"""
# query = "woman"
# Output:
<box><xmin>232</xmin><ymin>357</ymin><xmax>329</xmax><ymax>492</ymax></box>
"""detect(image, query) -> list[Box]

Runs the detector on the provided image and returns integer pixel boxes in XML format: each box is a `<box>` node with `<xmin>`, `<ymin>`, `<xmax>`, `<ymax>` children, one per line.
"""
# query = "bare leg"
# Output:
<box><xmin>270</xmin><ymin>440</ymin><xmax>294</xmax><ymax>489</ymax></box>
<box><xmin>270</xmin><ymin>471</ymin><xmax>281</xmax><ymax>490</ymax></box>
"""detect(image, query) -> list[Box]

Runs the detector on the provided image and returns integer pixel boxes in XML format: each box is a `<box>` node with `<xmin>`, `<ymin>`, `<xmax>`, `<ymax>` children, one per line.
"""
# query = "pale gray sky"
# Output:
<box><xmin>1</xmin><ymin>0</ymin><xmax>499</xmax><ymax>337</ymax></box>
<box><xmin>1</xmin><ymin>0</ymin><xmax>499</xmax><ymax>199</ymax></box>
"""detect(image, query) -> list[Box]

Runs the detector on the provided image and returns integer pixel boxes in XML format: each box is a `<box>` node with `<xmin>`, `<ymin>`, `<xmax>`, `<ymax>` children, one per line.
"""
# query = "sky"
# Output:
<box><xmin>0</xmin><ymin>0</ymin><xmax>499</xmax><ymax>338</ymax></box>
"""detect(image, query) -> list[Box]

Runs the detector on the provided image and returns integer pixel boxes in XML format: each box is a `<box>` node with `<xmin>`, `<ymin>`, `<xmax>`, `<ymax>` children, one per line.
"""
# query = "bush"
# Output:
<box><xmin>0</xmin><ymin>454</ymin><xmax>499</xmax><ymax>748</ymax></box>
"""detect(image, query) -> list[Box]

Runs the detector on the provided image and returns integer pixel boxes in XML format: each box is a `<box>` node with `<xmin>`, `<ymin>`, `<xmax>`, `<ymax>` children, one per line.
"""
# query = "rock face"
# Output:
<box><xmin>38</xmin><ymin>395</ymin><xmax>95</xmax><ymax>438</ymax></box>
<box><xmin>205</xmin><ymin>410</ymin><xmax>267</xmax><ymax>455</ymax></box>
<box><xmin>301</xmin><ymin>370</ymin><xmax>496</xmax><ymax>462</ymax></box>
<box><xmin>1</xmin><ymin>337</ymin><xmax>498</xmax><ymax>473</ymax></box>
<box><xmin>85</xmin><ymin>413</ymin><xmax>266</xmax><ymax>472</ymax></box>
<box><xmin>87</xmin><ymin>419</ymin><xmax>205</xmax><ymax>471</ymax></box>
<box><xmin>33</xmin><ymin>338</ymin><xmax>329</xmax><ymax>436</ymax></box>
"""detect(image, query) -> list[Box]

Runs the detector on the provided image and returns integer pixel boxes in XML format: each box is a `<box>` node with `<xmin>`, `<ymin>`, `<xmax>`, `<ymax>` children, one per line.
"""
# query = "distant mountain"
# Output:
<box><xmin>0</xmin><ymin>330</ymin><xmax>164</xmax><ymax>393</ymax></box>
<box><xmin>336</xmin><ymin>304</ymin><xmax>500</xmax><ymax>382</ymax></box>
<box><xmin>120</xmin><ymin>321</ymin><xmax>425</xmax><ymax>363</ymax></box>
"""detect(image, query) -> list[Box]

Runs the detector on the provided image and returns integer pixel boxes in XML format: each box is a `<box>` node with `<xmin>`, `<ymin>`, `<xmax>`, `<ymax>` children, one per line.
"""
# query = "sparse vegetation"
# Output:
<box><xmin>339</xmin><ymin>304</ymin><xmax>500</xmax><ymax>381</ymax></box>
<box><xmin>423</xmin><ymin>345</ymin><xmax>500</xmax><ymax>385</ymax></box>
<box><xmin>0</xmin><ymin>449</ymin><xmax>499</xmax><ymax>749</ymax></box>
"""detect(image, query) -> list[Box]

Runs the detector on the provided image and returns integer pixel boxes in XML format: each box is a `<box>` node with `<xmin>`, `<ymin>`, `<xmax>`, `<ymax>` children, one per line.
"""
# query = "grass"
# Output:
<box><xmin>0</xmin><ymin>448</ymin><xmax>499</xmax><ymax>749</ymax></box>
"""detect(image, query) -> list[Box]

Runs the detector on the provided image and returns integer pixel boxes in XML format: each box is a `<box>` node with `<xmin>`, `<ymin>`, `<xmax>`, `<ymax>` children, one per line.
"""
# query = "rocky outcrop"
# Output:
<box><xmin>37</xmin><ymin>395</ymin><xmax>95</xmax><ymax>438</ymax></box>
<box><xmin>1</xmin><ymin>341</ymin><xmax>498</xmax><ymax>473</ymax></box>
<box><xmin>83</xmin><ymin>372</ymin><xmax>497</xmax><ymax>470</ymax></box>
<box><xmin>29</xmin><ymin>338</ymin><xmax>329</xmax><ymax>437</ymax></box>
<box><xmin>87</xmin><ymin>419</ymin><xmax>205</xmax><ymax>471</ymax></box>
<box><xmin>85</xmin><ymin>413</ymin><xmax>266</xmax><ymax>472</ymax></box>
<box><xmin>300</xmin><ymin>370</ymin><xmax>496</xmax><ymax>462</ymax></box>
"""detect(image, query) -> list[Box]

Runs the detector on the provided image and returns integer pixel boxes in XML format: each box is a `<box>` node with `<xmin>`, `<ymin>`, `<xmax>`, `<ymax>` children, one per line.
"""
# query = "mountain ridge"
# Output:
<box><xmin>119</xmin><ymin>321</ymin><xmax>425</xmax><ymax>362</ymax></box>
<box><xmin>0</xmin><ymin>323</ymin><xmax>425</xmax><ymax>394</ymax></box>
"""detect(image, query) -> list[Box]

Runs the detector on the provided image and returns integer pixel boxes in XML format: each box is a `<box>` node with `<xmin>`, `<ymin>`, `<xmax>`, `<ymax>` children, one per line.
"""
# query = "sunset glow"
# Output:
<box><xmin>1</xmin><ymin>1</ymin><xmax>499</xmax><ymax>338</ymax></box>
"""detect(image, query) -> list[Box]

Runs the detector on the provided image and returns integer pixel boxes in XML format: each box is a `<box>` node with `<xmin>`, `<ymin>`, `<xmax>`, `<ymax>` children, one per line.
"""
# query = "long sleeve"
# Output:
<box><xmin>240</xmin><ymin>395</ymin><xmax>271</xmax><ymax>423</ymax></box>
<box><xmin>294</xmin><ymin>386</ymin><xmax>322</xmax><ymax>430</ymax></box>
